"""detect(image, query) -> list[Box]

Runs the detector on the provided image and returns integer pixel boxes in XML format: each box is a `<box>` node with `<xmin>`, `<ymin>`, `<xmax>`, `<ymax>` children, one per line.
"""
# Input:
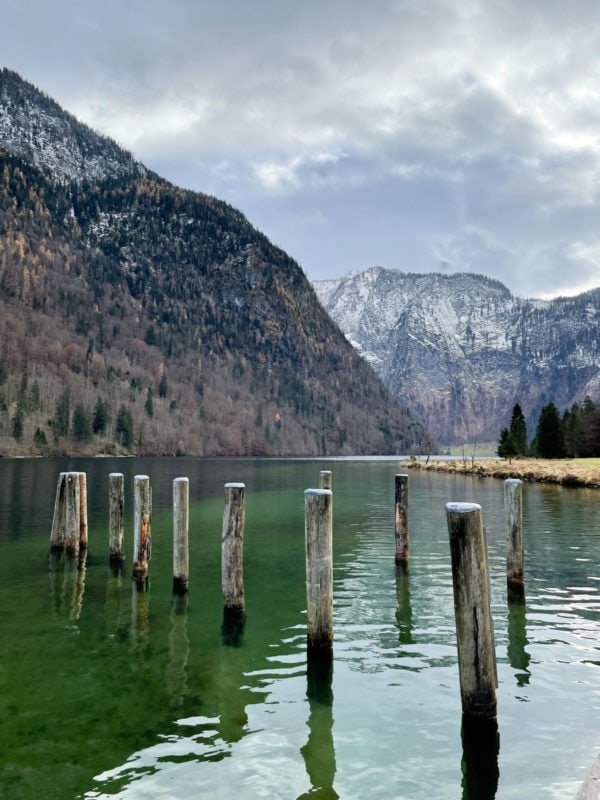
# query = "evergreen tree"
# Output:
<box><xmin>145</xmin><ymin>387</ymin><xmax>154</xmax><ymax>417</ymax></box>
<box><xmin>563</xmin><ymin>403</ymin><xmax>583</xmax><ymax>457</ymax></box>
<box><xmin>33</xmin><ymin>427</ymin><xmax>47</xmax><ymax>447</ymax></box>
<box><xmin>53</xmin><ymin>389</ymin><xmax>70</xmax><ymax>438</ymax></box>
<box><xmin>158</xmin><ymin>371</ymin><xmax>168</xmax><ymax>399</ymax></box>
<box><xmin>115</xmin><ymin>405</ymin><xmax>134</xmax><ymax>448</ymax></box>
<box><xmin>72</xmin><ymin>403</ymin><xmax>92</xmax><ymax>441</ymax></box>
<box><xmin>92</xmin><ymin>397</ymin><xmax>110</xmax><ymax>435</ymax></box>
<box><xmin>509</xmin><ymin>403</ymin><xmax>528</xmax><ymax>455</ymax></box>
<box><xmin>497</xmin><ymin>427</ymin><xmax>517</xmax><ymax>462</ymax></box>
<box><xmin>11</xmin><ymin>410</ymin><xmax>23</xmax><ymax>441</ymax></box>
<box><xmin>534</xmin><ymin>402</ymin><xmax>566</xmax><ymax>458</ymax></box>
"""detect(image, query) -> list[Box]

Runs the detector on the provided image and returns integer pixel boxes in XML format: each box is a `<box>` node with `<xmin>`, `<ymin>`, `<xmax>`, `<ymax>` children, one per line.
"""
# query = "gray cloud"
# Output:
<box><xmin>4</xmin><ymin>0</ymin><xmax>600</xmax><ymax>297</ymax></box>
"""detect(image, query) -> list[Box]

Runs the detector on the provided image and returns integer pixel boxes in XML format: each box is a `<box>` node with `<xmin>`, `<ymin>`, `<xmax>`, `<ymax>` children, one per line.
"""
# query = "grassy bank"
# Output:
<box><xmin>400</xmin><ymin>457</ymin><xmax>600</xmax><ymax>488</ymax></box>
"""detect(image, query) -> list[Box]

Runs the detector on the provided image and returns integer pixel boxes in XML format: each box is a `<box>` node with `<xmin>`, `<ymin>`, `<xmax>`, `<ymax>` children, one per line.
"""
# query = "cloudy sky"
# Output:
<box><xmin>4</xmin><ymin>0</ymin><xmax>600</xmax><ymax>298</ymax></box>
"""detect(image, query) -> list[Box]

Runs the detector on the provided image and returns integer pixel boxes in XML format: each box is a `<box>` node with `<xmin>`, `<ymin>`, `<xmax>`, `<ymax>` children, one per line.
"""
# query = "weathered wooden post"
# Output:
<box><xmin>78</xmin><ymin>472</ymin><xmax>88</xmax><ymax>549</ymax></box>
<box><xmin>305</xmin><ymin>488</ymin><xmax>333</xmax><ymax>650</ymax></box>
<box><xmin>109</xmin><ymin>473</ymin><xmax>125</xmax><ymax>567</ymax></box>
<box><xmin>319</xmin><ymin>470</ymin><xmax>332</xmax><ymax>490</ymax></box>
<box><xmin>50</xmin><ymin>472</ymin><xmax>67</xmax><ymax>550</ymax></box>
<box><xmin>132</xmin><ymin>475</ymin><xmax>151</xmax><ymax>587</ymax></box>
<box><xmin>64</xmin><ymin>472</ymin><xmax>81</xmax><ymax>558</ymax></box>
<box><xmin>395</xmin><ymin>473</ymin><xmax>409</xmax><ymax>565</ymax></box>
<box><xmin>446</xmin><ymin>502</ymin><xmax>497</xmax><ymax>719</ymax></box>
<box><xmin>505</xmin><ymin>478</ymin><xmax>524</xmax><ymax>595</ymax></box>
<box><xmin>173</xmin><ymin>477</ymin><xmax>189</xmax><ymax>595</ymax></box>
<box><xmin>222</xmin><ymin>483</ymin><xmax>246</xmax><ymax>623</ymax></box>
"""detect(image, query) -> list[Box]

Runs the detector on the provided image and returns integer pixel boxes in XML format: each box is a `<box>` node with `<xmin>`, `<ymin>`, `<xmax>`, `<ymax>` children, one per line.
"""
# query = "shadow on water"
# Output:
<box><xmin>461</xmin><ymin>715</ymin><xmax>500</xmax><ymax>800</ymax></box>
<box><xmin>507</xmin><ymin>590</ymin><xmax>531</xmax><ymax>687</ymax></box>
<box><xmin>298</xmin><ymin>648</ymin><xmax>339</xmax><ymax>799</ymax></box>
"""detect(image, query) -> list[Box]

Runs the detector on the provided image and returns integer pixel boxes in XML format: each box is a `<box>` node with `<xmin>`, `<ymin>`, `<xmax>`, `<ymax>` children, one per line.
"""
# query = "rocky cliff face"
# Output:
<box><xmin>315</xmin><ymin>267</ymin><xmax>600</xmax><ymax>444</ymax></box>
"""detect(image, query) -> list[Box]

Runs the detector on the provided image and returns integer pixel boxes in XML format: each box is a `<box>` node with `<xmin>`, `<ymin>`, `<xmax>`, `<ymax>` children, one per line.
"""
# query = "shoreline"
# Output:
<box><xmin>400</xmin><ymin>457</ymin><xmax>600</xmax><ymax>489</ymax></box>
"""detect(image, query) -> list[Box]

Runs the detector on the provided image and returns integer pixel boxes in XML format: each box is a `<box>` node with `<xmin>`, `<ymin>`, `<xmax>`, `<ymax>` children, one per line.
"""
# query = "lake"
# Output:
<box><xmin>0</xmin><ymin>456</ymin><xmax>599</xmax><ymax>799</ymax></box>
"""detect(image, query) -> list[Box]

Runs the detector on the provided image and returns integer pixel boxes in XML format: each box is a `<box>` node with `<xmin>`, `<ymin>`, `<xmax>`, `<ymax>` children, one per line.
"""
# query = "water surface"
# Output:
<box><xmin>0</xmin><ymin>457</ymin><xmax>599</xmax><ymax>799</ymax></box>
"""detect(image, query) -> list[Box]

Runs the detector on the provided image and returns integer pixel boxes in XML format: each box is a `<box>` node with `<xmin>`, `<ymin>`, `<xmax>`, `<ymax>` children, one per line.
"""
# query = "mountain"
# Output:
<box><xmin>314</xmin><ymin>266</ymin><xmax>600</xmax><ymax>445</ymax></box>
<box><xmin>0</xmin><ymin>68</ymin><xmax>429</xmax><ymax>457</ymax></box>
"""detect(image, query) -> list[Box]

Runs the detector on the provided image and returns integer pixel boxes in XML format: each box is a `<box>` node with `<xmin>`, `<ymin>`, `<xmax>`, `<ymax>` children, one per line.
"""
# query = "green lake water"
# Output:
<box><xmin>0</xmin><ymin>456</ymin><xmax>599</xmax><ymax>799</ymax></box>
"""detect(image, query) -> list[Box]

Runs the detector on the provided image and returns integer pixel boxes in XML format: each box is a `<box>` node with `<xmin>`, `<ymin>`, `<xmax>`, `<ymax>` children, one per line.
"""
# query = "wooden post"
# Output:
<box><xmin>395</xmin><ymin>473</ymin><xmax>409</xmax><ymax>565</ymax></box>
<box><xmin>64</xmin><ymin>472</ymin><xmax>81</xmax><ymax>558</ymax></box>
<box><xmin>173</xmin><ymin>477</ymin><xmax>189</xmax><ymax>595</ymax></box>
<box><xmin>505</xmin><ymin>478</ymin><xmax>524</xmax><ymax>594</ymax></box>
<box><xmin>132</xmin><ymin>475</ymin><xmax>151</xmax><ymax>586</ymax></box>
<box><xmin>305</xmin><ymin>488</ymin><xmax>333</xmax><ymax>650</ymax></box>
<box><xmin>78</xmin><ymin>472</ymin><xmax>88</xmax><ymax>549</ymax></box>
<box><xmin>109</xmin><ymin>473</ymin><xmax>125</xmax><ymax>567</ymax></box>
<box><xmin>222</xmin><ymin>483</ymin><xmax>245</xmax><ymax>619</ymax></box>
<box><xmin>50</xmin><ymin>472</ymin><xmax>67</xmax><ymax>550</ymax></box>
<box><xmin>446</xmin><ymin>502</ymin><xmax>497</xmax><ymax>719</ymax></box>
<box><xmin>319</xmin><ymin>470</ymin><xmax>332</xmax><ymax>490</ymax></box>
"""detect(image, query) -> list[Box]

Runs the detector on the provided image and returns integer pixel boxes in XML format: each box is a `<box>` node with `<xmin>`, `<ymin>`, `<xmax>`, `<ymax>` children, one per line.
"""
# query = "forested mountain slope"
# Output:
<box><xmin>0</xmin><ymin>69</ymin><xmax>429</xmax><ymax>456</ymax></box>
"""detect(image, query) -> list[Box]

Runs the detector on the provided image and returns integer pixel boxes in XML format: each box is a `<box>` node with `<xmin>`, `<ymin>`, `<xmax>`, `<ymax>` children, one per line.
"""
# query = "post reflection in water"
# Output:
<box><xmin>298</xmin><ymin>649</ymin><xmax>338</xmax><ymax>800</ymax></box>
<box><xmin>395</xmin><ymin>562</ymin><xmax>414</xmax><ymax>646</ymax></box>
<box><xmin>507</xmin><ymin>592</ymin><xmax>531</xmax><ymax>687</ymax></box>
<box><xmin>222</xmin><ymin>606</ymin><xmax>246</xmax><ymax>648</ymax></box>
<box><xmin>166</xmin><ymin>593</ymin><xmax>190</xmax><ymax>708</ymax></box>
<box><xmin>48</xmin><ymin>548</ymin><xmax>87</xmax><ymax>620</ymax></box>
<box><xmin>461</xmin><ymin>714</ymin><xmax>500</xmax><ymax>800</ymax></box>
<box><xmin>130</xmin><ymin>581</ymin><xmax>150</xmax><ymax>660</ymax></box>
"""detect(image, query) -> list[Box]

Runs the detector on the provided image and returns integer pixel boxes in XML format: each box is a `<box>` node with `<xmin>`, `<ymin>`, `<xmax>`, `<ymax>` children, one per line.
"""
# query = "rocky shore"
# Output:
<box><xmin>400</xmin><ymin>457</ymin><xmax>600</xmax><ymax>489</ymax></box>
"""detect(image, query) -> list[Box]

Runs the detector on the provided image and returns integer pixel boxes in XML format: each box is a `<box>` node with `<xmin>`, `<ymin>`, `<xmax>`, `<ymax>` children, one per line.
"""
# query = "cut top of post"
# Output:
<box><xmin>504</xmin><ymin>478</ymin><xmax>523</xmax><ymax>486</ymax></box>
<box><xmin>225</xmin><ymin>482</ymin><xmax>246</xmax><ymax>489</ymax></box>
<box><xmin>446</xmin><ymin>502</ymin><xmax>481</xmax><ymax>514</ymax></box>
<box><xmin>174</xmin><ymin>477</ymin><xmax>189</xmax><ymax>484</ymax></box>
<box><xmin>134</xmin><ymin>474</ymin><xmax>150</xmax><ymax>481</ymax></box>
<box><xmin>305</xmin><ymin>488</ymin><xmax>333</xmax><ymax>498</ymax></box>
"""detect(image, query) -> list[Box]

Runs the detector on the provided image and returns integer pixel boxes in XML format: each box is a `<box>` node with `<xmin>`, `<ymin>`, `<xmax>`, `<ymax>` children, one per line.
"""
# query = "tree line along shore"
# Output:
<box><xmin>401</xmin><ymin>457</ymin><xmax>600</xmax><ymax>489</ymax></box>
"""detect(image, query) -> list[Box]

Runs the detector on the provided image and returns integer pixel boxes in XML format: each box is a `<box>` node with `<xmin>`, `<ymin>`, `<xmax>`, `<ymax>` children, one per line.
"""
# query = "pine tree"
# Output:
<box><xmin>53</xmin><ymin>389</ymin><xmax>70</xmax><ymax>438</ymax></box>
<box><xmin>92</xmin><ymin>397</ymin><xmax>110</xmax><ymax>435</ymax></box>
<box><xmin>115</xmin><ymin>405</ymin><xmax>134</xmax><ymax>448</ymax></box>
<box><xmin>145</xmin><ymin>387</ymin><xmax>154</xmax><ymax>417</ymax></box>
<box><xmin>158</xmin><ymin>371</ymin><xmax>168</xmax><ymax>399</ymax></box>
<box><xmin>534</xmin><ymin>402</ymin><xmax>566</xmax><ymax>458</ymax></box>
<box><xmin>72</xmin><ymin>403</ymin><xmax>92</xmax><ymax>441</ymax></box>
<box><xmin>509</xmin><ymin>403</ymin><xmax>528</xmax><ymax>455</ymax></box>
<box><xmin>497</xmin><ymin>427</ymin><xmax>517</xmax><ymax>462</ymax></box>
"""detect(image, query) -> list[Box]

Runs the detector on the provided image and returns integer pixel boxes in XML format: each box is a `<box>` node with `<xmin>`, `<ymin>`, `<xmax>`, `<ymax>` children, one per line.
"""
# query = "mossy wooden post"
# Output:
<box><xmin>305</xmin><ymin>488</ymin><xmax>333</xmax><ymax>650</ymax></box>
<box><xmin>109</xmin><ymin>473</ymin><xmax>125</xmax><ymax>567</ymax></box>
<box><xmin>78</xmin><ymin>472</ymin><xmax>88</xmax><ymax>550</ymax></box>
<box><xmin>64</xmin><ymin>472</ymin><xmax>81</xmax><ymax>558</ymax></box>
<box><xmin>505</xmin><ymin>478</ymin><xmax>524</xmax><ymax>594</ymax></box>
<box><xmin>446</xmin><ymin>502</ymin><xmax>497</xmax><ymax>719</ymax></box>
<box><xmin>50</xmin><ymin>472</ymin><xmax>67</xmax><ymax>550</ymax></box>
<box><xmin>173</xmin><ymin>477</ymin><xmax>189</xmax><ymax>595</ymax></box>
<box><xmin>395</xmin><ymin>473</ymin><xmax>409</xmax><ymax>565</ymax></box>
<box><xmin>319</xmin><ymin>470</ymin><xmax>332</xmax><ymax>490</ymax></box>
<box><xmin>222</xmin><ymin>483</ymin><xmax>245</xmax><ymax>621</ymax></box>
<box><xmin>132</xmin><ymin>475</ymin><xmax>151</xmax><ymax>587</ymax></box>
